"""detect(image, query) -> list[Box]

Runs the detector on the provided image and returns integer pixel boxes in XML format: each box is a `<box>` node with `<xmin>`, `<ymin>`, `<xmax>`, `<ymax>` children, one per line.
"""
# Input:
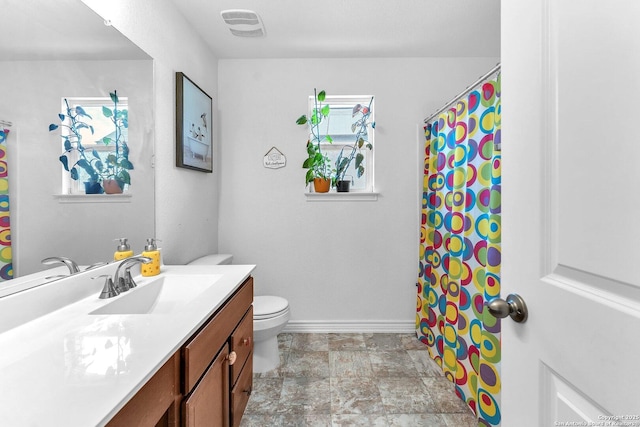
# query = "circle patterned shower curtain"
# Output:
<box><xmin>0</xmin><ymin>128</ymin><xmax>12</xmax><ymax>281</ymax></box>
<box><xmin>417</xmin><ymin>73</ymin><xmax>501</xmax><ymax>426</ymax></box>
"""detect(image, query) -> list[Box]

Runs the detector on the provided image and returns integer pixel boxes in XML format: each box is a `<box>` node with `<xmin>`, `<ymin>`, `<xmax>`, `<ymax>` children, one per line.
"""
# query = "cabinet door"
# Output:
<box><xmin>230</xmin><ymin>356</ymin><xmax>253</xmax><ymax>427</ymax></box>
<box><xmin>183</xmin><ymin>344</ymin><xmax>230</xmax><ymax>427</ymax></box>
<box><xmin>230</xmin><ymin>306</ymin><xmax>253</xmax><ymax>385</ymax></box>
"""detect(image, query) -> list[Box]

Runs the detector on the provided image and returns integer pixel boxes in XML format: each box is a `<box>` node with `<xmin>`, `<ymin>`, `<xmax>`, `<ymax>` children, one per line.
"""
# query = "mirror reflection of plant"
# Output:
<box><xmin>100</xmin><ymin>90</ymin><xmax>133</xmax><ymax>190</ymax></box>
<box><xmin>50</xmin><ymin>91</ymin><xmax>134</xmax><ymax>193</ymax></box>
<box><xmin>334</xmin><ymin>96</ymin><xmax>374</xmax><ymax>184</ymax></box>
<box><xmin>49</xmin><ymin>99</ymin><xmax>100</xmax><ymax>184</ymax></box>
<box><xmin>296</xmin><ymin>89</ymin><xmax>335</xmax><ymax>184</ymax></box>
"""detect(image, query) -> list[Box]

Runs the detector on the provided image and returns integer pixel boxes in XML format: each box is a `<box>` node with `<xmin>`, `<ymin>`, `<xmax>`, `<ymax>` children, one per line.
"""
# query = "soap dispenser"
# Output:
<box><xmin>141</xmin><ymin>238</ymin><xmax>161</xmax><ymax>277</ymax></box>
<box><xmin>114</xmin><ymin>238</ymin><xmax>134</xmax><ymax>261</ymax></box>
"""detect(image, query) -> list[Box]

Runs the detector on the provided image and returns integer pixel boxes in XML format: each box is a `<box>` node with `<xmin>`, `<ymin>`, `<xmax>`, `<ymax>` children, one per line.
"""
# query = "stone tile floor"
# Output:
<box><xmin>240</xmin><ymin>333</ymin><xmax>477</xmax><ymax>427</ymax></box>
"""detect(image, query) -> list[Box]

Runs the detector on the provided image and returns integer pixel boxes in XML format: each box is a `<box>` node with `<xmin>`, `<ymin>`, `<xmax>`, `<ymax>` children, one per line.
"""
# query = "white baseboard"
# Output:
<box><xmin>283</xmin><ymin>320</ymin><xmax>416</xmax><ymax>334</ymax></box>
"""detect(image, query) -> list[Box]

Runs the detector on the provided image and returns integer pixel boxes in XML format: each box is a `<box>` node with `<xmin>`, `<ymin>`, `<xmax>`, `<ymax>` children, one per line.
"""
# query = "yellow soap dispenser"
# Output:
<box><xmin>114</xmin><ymin>238</ymin><xmax>134</xmax><ymax>261</ymax></box>
<box><xmin>141</xmin><ymin>238</ymin><xmax>161</xmax><ymax>277</ymax></box>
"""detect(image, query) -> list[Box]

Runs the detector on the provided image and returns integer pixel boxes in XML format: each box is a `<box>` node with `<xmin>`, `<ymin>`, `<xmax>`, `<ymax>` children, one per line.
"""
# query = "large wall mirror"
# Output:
<box><xmin>0</xmin><ymin>0</ymin><xmax>155</xmax><ymax>289</ymax></box>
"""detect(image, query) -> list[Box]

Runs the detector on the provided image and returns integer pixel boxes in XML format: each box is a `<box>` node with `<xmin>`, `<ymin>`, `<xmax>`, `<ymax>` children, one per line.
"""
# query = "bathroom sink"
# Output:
<box><xmin>90</xmin><ymin>274</ymin><xmax>223</xmax><ymax>315</ymax></box>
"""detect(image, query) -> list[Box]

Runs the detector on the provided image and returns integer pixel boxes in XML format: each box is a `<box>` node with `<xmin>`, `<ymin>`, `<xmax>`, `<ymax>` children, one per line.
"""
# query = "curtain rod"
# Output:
<box><xmin>423</xmin><ymin>63</ymin><xmax>501</xmax><ymax>124</ymax></box>
<box><xmin>0</xmin><ymin>120</ymin><xmax>12</xmax><ymax>127</ymax></box>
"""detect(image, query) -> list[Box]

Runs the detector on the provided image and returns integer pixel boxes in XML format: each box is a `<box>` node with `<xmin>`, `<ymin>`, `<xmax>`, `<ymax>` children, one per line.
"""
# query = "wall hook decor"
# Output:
<box><xmin>263</xmin><ymin>146</ymin><xmax>286</xmax><ymax>169</ymax></box>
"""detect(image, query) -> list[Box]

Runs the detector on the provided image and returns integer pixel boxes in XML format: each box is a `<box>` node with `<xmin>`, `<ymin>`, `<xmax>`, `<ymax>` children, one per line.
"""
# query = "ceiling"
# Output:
<box><xmin>0</xmin><ymin>0</ymin><xmax>149</xmax><ymax>61</ymax></box>
<box><xmin>0</xmin><ymin>0</ymin><xmax>500</xmax><ymax>61</ymax></box>
<box><xmin>169</xmin><ymin>0</ymin><xmax>501</xmax><ymax>59</ymax></box>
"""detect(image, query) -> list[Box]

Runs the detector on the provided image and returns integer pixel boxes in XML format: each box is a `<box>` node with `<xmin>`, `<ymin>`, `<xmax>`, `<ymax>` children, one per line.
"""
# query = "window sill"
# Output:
<box><xmin>55</xmin><ymin>194</ymin><xmax>132</xmax><ymax>204</ymax></box>
<box><xmin>305</xmin><ymin>192</ymin><xmax>379</xmax><ymax>202</ymax></box>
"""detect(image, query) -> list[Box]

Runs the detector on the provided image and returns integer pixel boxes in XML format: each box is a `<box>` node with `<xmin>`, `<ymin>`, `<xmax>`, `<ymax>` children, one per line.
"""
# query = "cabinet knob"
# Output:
<box><xmin>226</xmin><ymin>351</ymin><xmax>237</xmax><ymax>366</ymax></box>
<box><xmin>242</xmin><ymin>337</ymin><xmax>252</xmax><ymax>347</ymax></box>
<box><xmin>243</xmin><ymin>388</ymin><xmax>252</xmax><ymax>396</ymax></box>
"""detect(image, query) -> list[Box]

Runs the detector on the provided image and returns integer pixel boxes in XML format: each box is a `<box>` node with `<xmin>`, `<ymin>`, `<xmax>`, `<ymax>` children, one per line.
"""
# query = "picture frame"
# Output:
<box><xmin>176</xmin><ymin>72</ymin><xmax>213</xmax><ymax>172</ymax></box>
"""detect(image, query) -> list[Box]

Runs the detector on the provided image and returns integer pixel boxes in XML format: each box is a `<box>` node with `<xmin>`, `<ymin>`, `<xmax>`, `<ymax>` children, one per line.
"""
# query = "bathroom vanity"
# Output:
<box><xmin>0</xmin><ymin>263</ymin><xmax>255</xmax><ymax>427</ymax></box>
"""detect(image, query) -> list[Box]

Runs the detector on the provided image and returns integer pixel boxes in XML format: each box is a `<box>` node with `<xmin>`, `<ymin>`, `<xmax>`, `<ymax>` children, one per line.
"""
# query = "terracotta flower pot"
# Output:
<box><xmin>103</xmin><ymin>179</ymin><xmax>123</xmax><ymax>194</ymax></box>
<box><xmin>313</xmin><ymin>178</ymin><xmax>330</xmax><ymax>193</ymax></box>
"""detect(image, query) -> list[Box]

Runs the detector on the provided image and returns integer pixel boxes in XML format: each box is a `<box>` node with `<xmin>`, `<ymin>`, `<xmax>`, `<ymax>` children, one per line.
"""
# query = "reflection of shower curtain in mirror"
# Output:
<box><xmin>0</xmin><ymin>128</ymin><xmax>12</xmax><ymax>281</ymax></box>
<box><xmin>417</xmin><ymin>73</ymin><xmax>501</xmax><ymax>426</ymax></box>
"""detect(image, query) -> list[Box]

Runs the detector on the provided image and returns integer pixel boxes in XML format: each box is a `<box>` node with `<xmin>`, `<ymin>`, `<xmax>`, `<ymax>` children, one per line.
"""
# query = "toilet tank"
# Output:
<box><xmin>187</xmin><ymin>254</ymin><xmax>233</xmax><ymax>265</ymax></box>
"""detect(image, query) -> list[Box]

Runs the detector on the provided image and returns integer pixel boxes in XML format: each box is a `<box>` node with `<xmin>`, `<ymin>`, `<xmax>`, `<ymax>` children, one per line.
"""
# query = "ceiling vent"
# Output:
<box><xmin>220</xmin><ymin>9</ymin><xmax>266</xmax><ymax>38</ymax></box>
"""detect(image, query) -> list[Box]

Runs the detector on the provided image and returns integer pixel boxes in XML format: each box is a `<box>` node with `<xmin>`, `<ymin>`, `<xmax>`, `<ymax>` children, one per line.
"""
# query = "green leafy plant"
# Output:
<box><xmin>296</xmin><ymin>89</ymin><xmax>334</xmax><ymax>184</ymax></box>
<box><xmin>334</xmin><ymin>96</ymin><xmax>374</xmax><ymax>184</ymax></box>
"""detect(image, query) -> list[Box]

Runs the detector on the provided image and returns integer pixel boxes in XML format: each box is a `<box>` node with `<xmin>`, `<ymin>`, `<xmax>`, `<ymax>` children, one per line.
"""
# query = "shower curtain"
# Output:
<box><xmin>417</xmin><ymin>73</ymin><xmax>501</xmax><ymax>426</ymax></box>
<box><xmin>0</xmin><ymin>128</ymin><xmax>12</xmax><ymax>281</ymax></box>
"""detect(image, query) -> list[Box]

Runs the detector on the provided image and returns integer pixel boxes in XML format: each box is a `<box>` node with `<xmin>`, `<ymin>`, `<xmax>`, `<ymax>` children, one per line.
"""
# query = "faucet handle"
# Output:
<box><xmin>94</xmin><ymin>275</ymin><xmax>119</xmax><ymax>299</ymax></box>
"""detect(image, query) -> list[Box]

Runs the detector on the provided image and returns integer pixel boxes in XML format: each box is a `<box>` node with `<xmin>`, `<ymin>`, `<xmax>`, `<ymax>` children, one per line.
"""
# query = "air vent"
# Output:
<box><xmin>220</xmin><ymin>9</ymin><xmax>266</xmax><ymax>38</ymax></box>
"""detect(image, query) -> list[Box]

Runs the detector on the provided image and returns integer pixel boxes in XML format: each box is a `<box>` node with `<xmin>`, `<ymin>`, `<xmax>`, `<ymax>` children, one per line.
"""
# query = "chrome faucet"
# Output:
<box><xmin>113</xmin><ymin>256</ymin><xmax>152</xmax><ymax>294</ymax></box>
<box><xmin>41</xmin><ymin>256</ymin><xmax>80</xmax><ymax>274</ymax></box>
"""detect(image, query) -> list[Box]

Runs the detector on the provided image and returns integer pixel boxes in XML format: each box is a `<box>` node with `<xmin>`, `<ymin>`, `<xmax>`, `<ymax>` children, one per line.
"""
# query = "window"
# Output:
<box><xmin>60</xmin><ymin>97</ymin><xmax>128</xmax><ymax>194</ymax></box>
<box><xmin>309</xmin><ymin>95</ymin><xmax>375</xmax><ymax>192</ymax></box>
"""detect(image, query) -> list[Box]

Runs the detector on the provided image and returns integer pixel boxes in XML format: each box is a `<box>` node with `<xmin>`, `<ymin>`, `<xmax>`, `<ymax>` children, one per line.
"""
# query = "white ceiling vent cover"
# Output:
<box><xmin>220</xmin><ymin>9</ymin><xmax>266</xmax><ymax>37</ymax></box>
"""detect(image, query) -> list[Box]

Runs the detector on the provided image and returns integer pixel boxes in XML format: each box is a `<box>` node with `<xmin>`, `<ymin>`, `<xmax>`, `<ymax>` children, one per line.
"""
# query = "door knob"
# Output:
<box><xmin>486</xmin><ymin>294</ymin><xmax>528</xmax><ymax>323</ymax></box>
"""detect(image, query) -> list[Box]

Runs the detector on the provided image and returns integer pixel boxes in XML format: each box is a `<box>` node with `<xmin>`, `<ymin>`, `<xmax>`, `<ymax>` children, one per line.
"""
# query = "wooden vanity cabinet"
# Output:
<box><xmin>105</xmin><ymin>277</ymin><xmax>254</xmax><ymax>427</ymax></box>
<box><xmin>181</xmin><ymin>277</ymin><xmax>254</xmax><ymax>427</ymax></box>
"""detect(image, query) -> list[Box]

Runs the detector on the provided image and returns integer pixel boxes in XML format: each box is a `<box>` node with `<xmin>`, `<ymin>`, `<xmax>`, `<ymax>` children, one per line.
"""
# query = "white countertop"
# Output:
<box><xmin>0</xmin><ymin>264</ymin><xmax>255</xmax><ymax>427</ymax></box>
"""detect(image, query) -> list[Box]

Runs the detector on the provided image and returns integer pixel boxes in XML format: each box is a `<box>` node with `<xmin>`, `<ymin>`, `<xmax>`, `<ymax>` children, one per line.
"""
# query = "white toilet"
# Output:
<box><xmin>187</xmin><ymin>254</ymin><xmax>290</xmax><ymax>373</ymax></box>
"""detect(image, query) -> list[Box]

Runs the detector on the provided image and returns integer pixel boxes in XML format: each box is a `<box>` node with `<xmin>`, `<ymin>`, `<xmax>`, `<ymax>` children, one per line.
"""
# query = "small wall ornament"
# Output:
<box><xmin>263</xmin><ymin>146</ymin><xmax>286</xmax><ymax>169</ymax></box>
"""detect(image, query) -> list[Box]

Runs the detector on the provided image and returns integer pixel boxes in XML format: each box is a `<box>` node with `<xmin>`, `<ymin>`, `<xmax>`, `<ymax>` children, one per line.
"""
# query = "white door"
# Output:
<box><xmin>501</xmin><ymin>0</ymin><xmax>640</xmax><ymax>425</ymax></box>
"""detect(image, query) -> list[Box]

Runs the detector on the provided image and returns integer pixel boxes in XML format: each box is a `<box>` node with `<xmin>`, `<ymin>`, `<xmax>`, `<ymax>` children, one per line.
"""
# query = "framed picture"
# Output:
<box><xmin>176</xmin><ymin>72</ymin><xmax>213</xmax><ymax>172</ymax></box>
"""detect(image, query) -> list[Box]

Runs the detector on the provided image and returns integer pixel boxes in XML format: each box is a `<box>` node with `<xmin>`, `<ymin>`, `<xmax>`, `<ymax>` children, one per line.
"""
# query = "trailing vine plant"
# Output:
<box><xmin>49</xmin><ymin>99</ymin><xmax>100</xmax><ymax>186</ymax></box>
<box><xmin>334</xmin><ymin>96</ymin><xmax>374</xmax><ymax>184</ymax></box>
<box><xmin>100</xmin><ymin>90</ymin><xmax>133</xmax><ymax>190</ymax></box>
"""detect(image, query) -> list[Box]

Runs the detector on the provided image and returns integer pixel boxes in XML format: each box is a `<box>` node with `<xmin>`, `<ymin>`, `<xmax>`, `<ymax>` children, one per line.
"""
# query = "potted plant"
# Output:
<box><xmin>99</xmin><ymin>90</ymin><xmax>133</xmax><ymax>194</ymax></box>
<box><xmin>333</xmin><ymin>96</ymin><xmax>374</xmax><ymax>192</ymax></box>
<box><xmin>49</xmin><ymin>90</ymin><xmax>133</xmax><ymax>194</ymax></box>
<box><xmin>296</xmin><ymin>89</ymin><xmax>334</xmax><ymax>193</ymax></box>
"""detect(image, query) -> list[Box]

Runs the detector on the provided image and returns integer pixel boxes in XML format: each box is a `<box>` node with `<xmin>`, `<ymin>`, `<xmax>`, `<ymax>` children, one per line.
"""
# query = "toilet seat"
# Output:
<box><xmin>254</xmin><ymin>296</ymin><xmax>289</xmax><ymax>320</ymax></box>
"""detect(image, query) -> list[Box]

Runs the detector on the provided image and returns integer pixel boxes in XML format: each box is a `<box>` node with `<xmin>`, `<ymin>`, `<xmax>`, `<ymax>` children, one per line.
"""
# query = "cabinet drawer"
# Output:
<box><xmin>230</xmin><ymin>306</ymin><xmax>253</xmax><ymax>385</ymax></box>
<box><xmin>230</xmin><ymin>355</ymin><xmax>253</xmax><ymax>427</ymax></box>
<box><xmin>183</xmin><ymin>344</ymin><xmax>230</xmax><ymax>427</ymax></box>
<box><xmin>183</xmin><ymin>277</ymin><xmax>253</xmax><ymax>394</ymax></box>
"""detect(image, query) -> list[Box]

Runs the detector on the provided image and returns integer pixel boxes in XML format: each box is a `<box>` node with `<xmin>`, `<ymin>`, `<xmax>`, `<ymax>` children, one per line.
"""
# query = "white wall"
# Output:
<box><xmin>218</xmin><ymin>57</ymin><xmax>499</xmax><ymax>330</ymax></box>
<box><xmin>82</xmin><ymin>0</ymin><xmax>220</xmax><ymax>264</ymax></box>
<box><xmin>0</xmin><ymin>60</ymin><xmax>154</xmax><ymax>275</ymax></box>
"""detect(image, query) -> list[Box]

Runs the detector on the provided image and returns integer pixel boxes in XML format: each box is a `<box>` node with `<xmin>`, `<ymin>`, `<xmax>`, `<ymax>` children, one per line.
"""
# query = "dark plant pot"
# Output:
<box><xmin>84</xmin><ymin>180</ymin><xmax>104</xmax><ymax>194</ymax></box>
<box><xmin>336</xmin><ymin>180</ymin><xmax>351</xmax><ymax>192</ymax></box>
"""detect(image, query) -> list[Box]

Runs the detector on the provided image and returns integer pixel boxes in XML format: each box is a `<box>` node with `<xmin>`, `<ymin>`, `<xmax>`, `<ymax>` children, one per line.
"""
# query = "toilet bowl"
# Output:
<box><xmin>253</xmin><ymin>295</ymin><xmax>290</xmax><ymax>373</ymax></box>
<box><xmin>187</xmin><ymin>254</ymin><xmax>290</xmax><ymax>373</ymax></box>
